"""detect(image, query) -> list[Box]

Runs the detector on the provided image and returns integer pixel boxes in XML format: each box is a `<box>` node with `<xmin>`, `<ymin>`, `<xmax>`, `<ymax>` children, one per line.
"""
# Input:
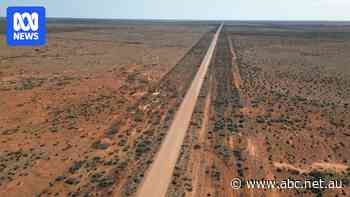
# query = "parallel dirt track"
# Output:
<box><xmin>166</xmin><ymin>24</ymin><xmax>350</xmax><ymax>197</ymax></box>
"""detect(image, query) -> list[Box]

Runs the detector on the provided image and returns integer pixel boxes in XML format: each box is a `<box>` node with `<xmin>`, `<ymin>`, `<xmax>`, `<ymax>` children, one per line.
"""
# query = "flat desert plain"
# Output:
<box><xmin>0</xmin><ymin>20</ymin><xmax>350</xmax><ymax>197</ymax></box>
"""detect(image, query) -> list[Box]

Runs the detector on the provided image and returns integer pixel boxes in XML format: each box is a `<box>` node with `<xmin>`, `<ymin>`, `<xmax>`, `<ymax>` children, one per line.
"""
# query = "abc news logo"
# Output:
<box><xmin>13</xmin><ymin>12</ymin><xmax>39</xmax><ymax>40</ymax></box>
<box><xmin>7</xmin><ymin>7</ymin><xmax>46</xmax><ymax>46</ymax></box>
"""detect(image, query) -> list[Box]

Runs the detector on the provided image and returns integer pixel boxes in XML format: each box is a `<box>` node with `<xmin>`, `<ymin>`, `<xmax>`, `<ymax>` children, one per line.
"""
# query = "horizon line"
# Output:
<box><xmin>0</xmin><ymin>16</ymin><xmax>350</xmax><ymax>22</ymax></box>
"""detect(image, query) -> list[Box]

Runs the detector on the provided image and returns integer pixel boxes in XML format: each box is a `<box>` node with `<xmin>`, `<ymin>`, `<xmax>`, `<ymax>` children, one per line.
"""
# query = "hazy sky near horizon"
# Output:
<box><xmin>1</xmin><ymin>0</ymin><xmax>350</xmax><ymax>20</ymax></box>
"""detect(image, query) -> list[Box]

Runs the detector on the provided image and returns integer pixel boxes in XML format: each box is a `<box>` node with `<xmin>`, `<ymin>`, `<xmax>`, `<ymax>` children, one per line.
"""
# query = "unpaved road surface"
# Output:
<box><xmin>136</xmin><ymin>23</ymin><xmax>224</xmax><ymax>197</ymax></box>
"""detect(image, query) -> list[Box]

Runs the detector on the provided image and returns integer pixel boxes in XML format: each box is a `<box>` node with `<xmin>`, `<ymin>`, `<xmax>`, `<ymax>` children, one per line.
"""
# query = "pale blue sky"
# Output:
<box><xmin>1</xmin><ymin>0</ymin><xmax>350</xmax><ymax>20</ymax></box>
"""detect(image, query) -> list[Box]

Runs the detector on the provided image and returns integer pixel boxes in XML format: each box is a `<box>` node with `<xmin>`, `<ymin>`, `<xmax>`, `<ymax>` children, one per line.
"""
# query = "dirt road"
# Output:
<box><xmin>136</xmin><ymin>23</ymin><xmax>224</xmax><ymax>197</ymax></box>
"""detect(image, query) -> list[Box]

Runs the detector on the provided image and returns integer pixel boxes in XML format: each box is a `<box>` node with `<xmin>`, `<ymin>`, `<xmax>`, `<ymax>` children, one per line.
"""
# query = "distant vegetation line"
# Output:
<box><xmin>0</xmin><ymin>20</ymin><xmax>4</xmax><ymax>34</ymax></box>
<box><xmin>1</xmin><ymin>18</ymin><xmax>350</xmax><ymax>35</ymax></box>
